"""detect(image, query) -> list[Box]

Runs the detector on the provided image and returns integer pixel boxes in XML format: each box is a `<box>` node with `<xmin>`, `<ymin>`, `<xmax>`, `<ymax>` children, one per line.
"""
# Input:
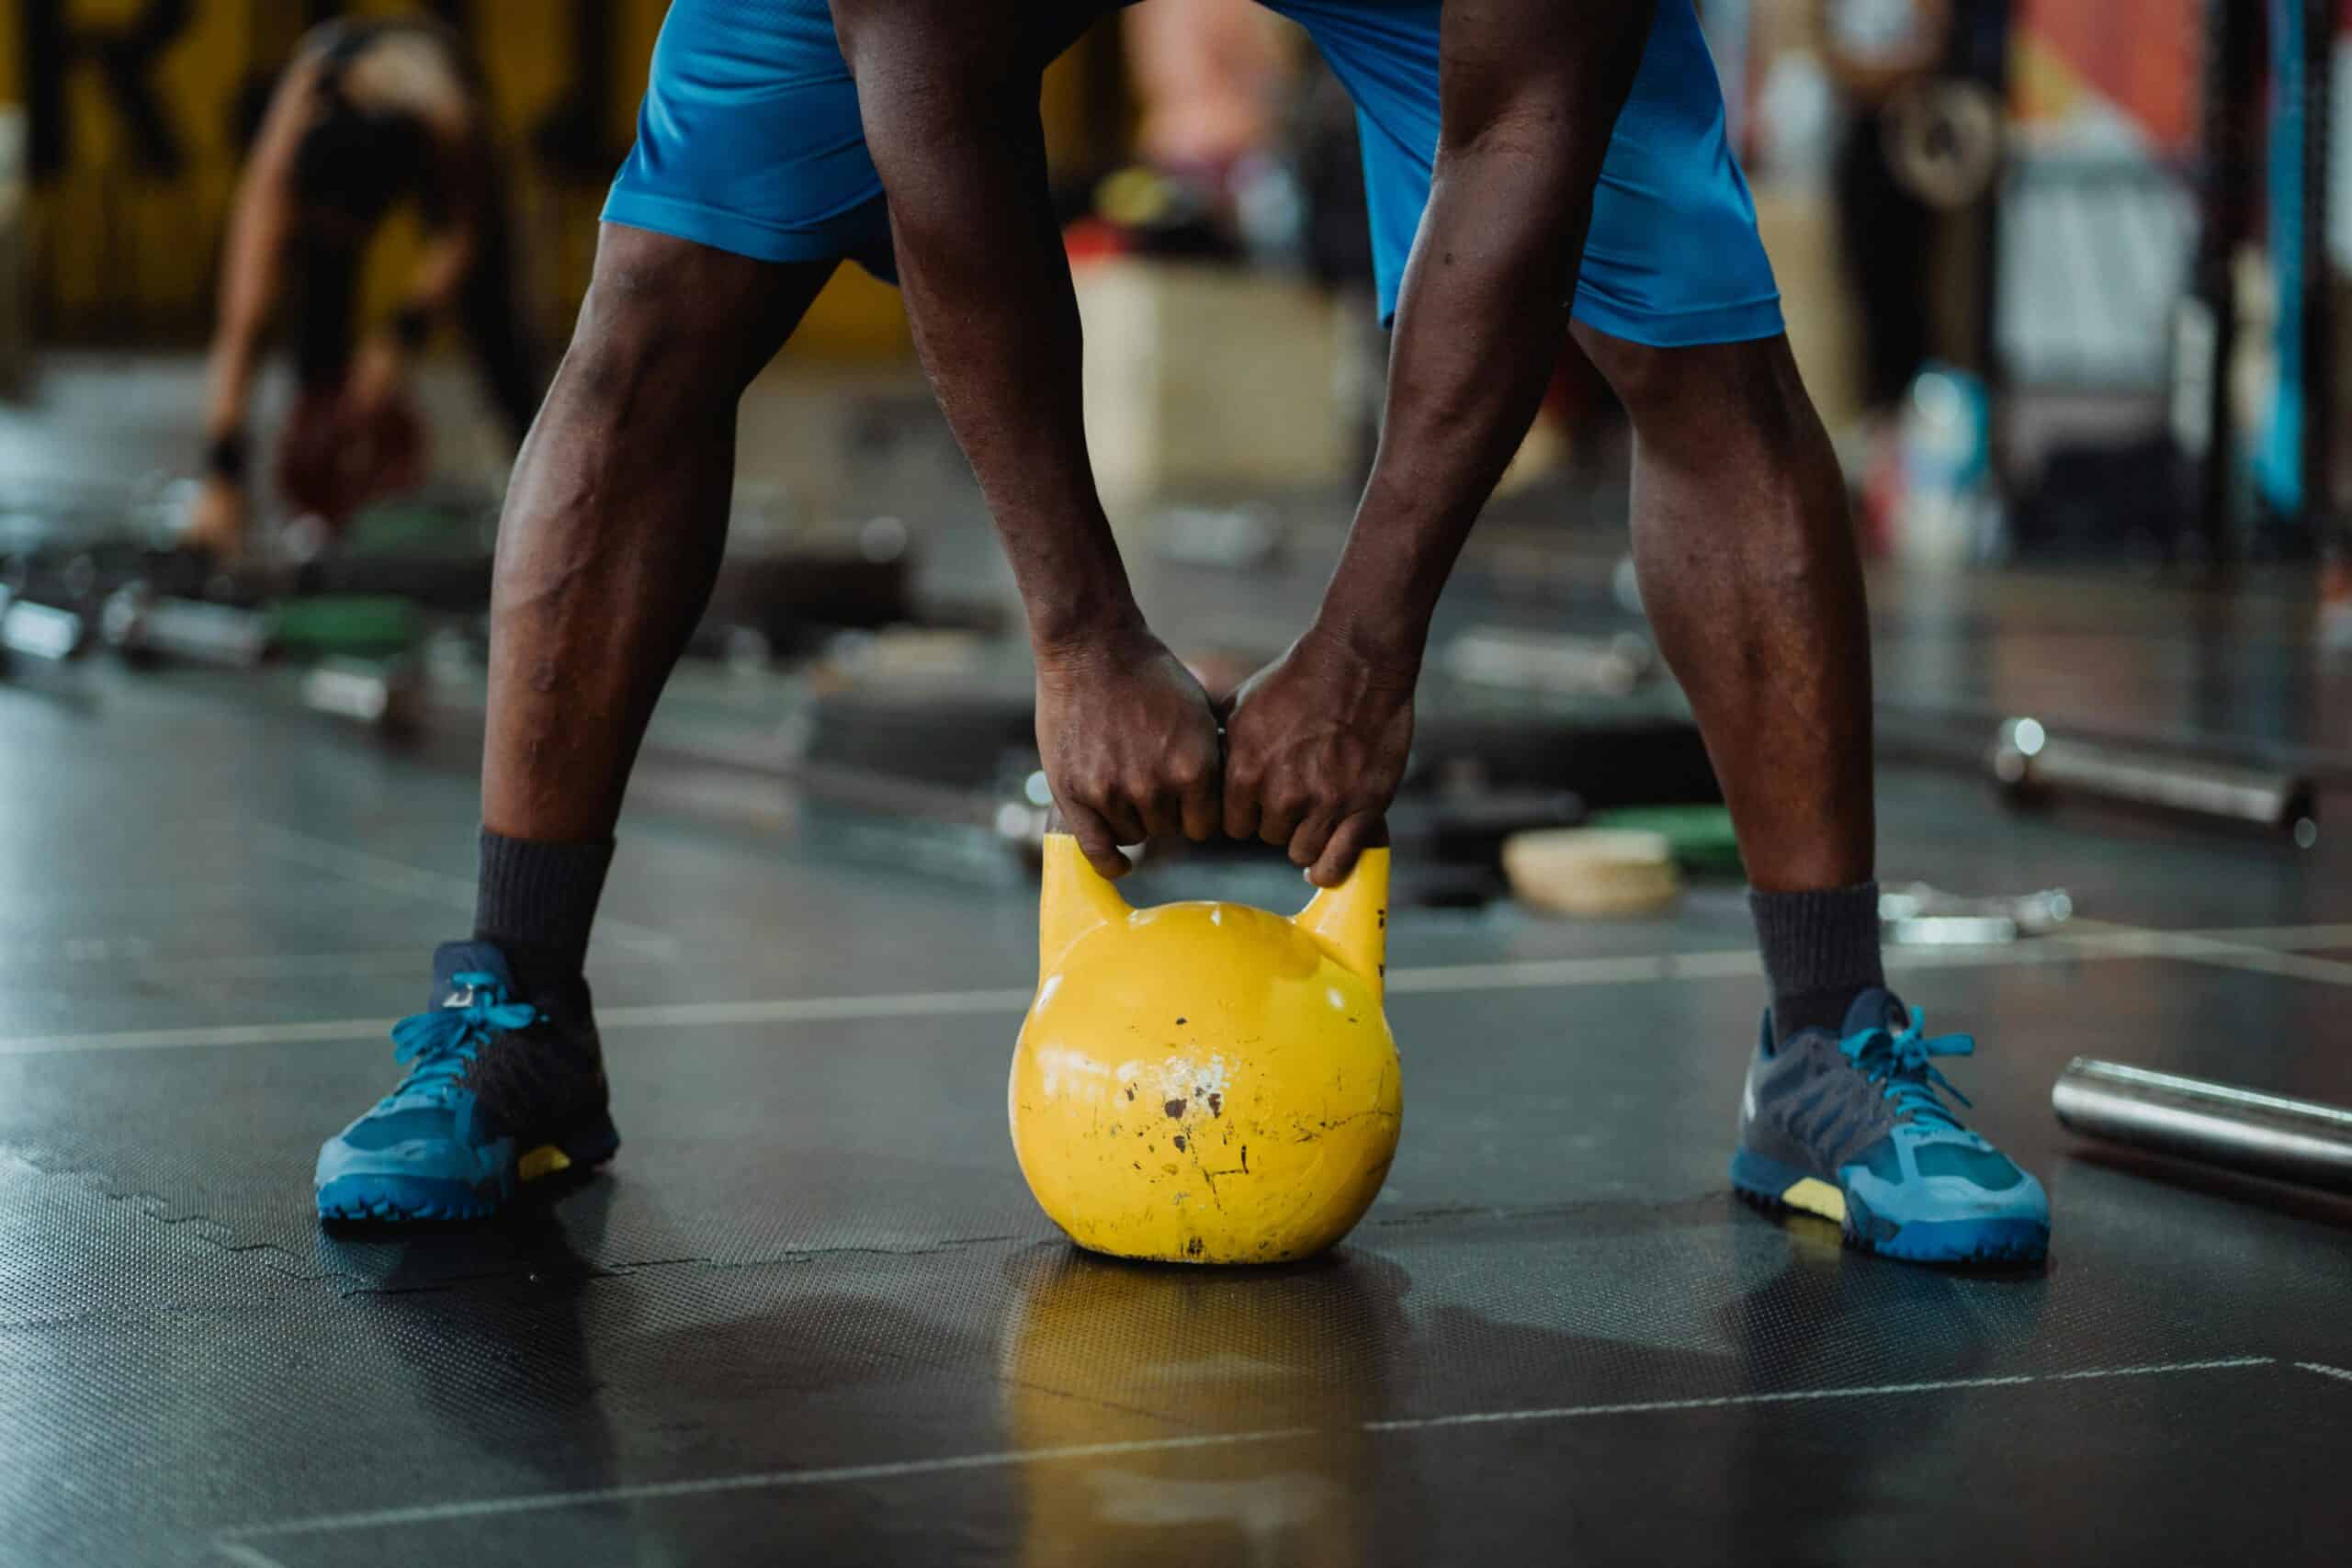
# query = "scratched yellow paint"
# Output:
<box><xmin>1010</xmin><ymin>834</ymin><xmax>1403</xmax><ymax>1266</ymax></box>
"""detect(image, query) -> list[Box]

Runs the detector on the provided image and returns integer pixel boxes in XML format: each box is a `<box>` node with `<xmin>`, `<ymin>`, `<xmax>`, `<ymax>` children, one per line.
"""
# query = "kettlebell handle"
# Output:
<box><xmin>1040</xmin><ymin>807</ymin><xmax>1389</xmax><ymax>860</ymax></box>
<box><xmin>1035</xmin><ymin>829</ymin><xmax>1390</xmax><ymax>995</ymax></box>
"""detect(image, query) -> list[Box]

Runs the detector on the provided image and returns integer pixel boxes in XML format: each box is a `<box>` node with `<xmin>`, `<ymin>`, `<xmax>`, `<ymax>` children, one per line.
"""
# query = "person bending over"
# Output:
<box><xmin>191</xmin><ymin>15</ymin><xmax>541</xmax><ymax>558</ymax></box>
<box><xmin>313</xmin><ymin>0</ymin><xmax>2049</xmax><ymax>1266</ymax></box>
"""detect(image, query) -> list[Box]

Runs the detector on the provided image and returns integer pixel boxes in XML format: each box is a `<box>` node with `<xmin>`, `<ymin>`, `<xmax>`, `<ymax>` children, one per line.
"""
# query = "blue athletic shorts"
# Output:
<box><xmin>602</xmin><ymin>0</ymin><xmax>1783</xmax><ymax>347</ymax></box>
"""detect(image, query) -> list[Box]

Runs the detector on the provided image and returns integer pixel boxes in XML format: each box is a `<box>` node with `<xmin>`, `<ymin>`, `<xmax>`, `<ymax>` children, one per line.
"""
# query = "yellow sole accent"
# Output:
<box><xmin>517</xmin><ymin>1144</ymin><xmax>573</xmax><ymax>1183</ymax></box>
<box><xmin>1781</xmin><ymin>1177</ymin><xmax>1848</xmax><ymax>1224</ymax></box>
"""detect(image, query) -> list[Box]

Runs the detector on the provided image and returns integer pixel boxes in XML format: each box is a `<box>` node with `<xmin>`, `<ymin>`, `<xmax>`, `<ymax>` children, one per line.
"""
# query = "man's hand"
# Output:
<box><xmin>1221</xmin><ymin>628</ymin><xmax>1416</xmax><ymax>887</ymax></box>
<box><xmin>836</xmin><ymin>3</ymin><xmax>1182</xmax><ymax>863</ymax></box>
<box><xmin>346</xmin><ymin>333</ymin><xmax>411</xmax><ymax>417</ymax></box>
<box><xmin>185</xmin><ymin>476</ymin><xmax>249</xmax><ymax>560</ymax></box>
<box><xmin>1035</xmin><ymin>624</ymin><xmax>1224</xmax><ymax>879</ymax></box>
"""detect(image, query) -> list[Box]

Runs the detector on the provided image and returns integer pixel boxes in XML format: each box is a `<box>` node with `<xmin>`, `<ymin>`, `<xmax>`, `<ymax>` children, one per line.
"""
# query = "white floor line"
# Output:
<box><xmin>130</xmin><ymin>950</ymin><xmax>496</xmax><ymax>983</ymax></box>
<box><xmin>1385</xmin><ymin>949</ymin><xmax>1761</xmax><ymax>993</ymax></box>
<box><xmin>1358</xmin><ymin>1355</ymin><xmax>2276</xmax><ymax>1432</ymax></box>
<box><xmin>246</xmin><ymin>825</ymin><xmax>482</xmax><ymax>910</ymax></box>
<box><xmin>209</xmin><ymin>1541</ymin><xmax>289</xmax><ymax>1568</ymax></box>
<box><xmin>2293</xmin><ymin>1360</ymin><xmax>2352</xmax><ymax>1385</ymax></box>
<box><xmin>17</xmin><ymin>942</ymin><xmax>684</xmax><ymax>978</ymax></box>
<box><xmin>213</xmin><ymin>1357</ymin><xmax>2272</xmax><ymax>1543</ymax></box>
<box><xmin>249</xmin><ymin>826</ymin><xmax>675</xmax><ymax>952</ymax></box>
<box><xmin>0</xmin><ymin>1017</ymin><xmax>396</xmax><ymax>1055</ymax></box>
<box><xmin>2190</xmin><ymin>923</ymin><xmax>2352</xmax><ymax>949</ymax></box>
<box><xmin>13</xmin><ymin>919</ymin><xmax>2352</xmax><ymax>1060</ymax></box>
<box><xmin>0</xmin><ymin>987</ymin><xmax>1048</xmax><ymax>1057</ymax></box>
<box><xmin>601</xmin><ymin>987</ymin><xmax>1040</xmax><ymax>1031</ymax></box>
<box><xmin>2129</xmin><ymin>935</ymin><xmax>2352</xmax><ymax>988</ymax></box>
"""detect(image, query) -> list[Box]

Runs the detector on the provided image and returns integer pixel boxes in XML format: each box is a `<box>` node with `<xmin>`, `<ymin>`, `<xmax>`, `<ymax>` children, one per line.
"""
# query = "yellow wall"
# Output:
<box><xmin>1</xmin><ymin>0</ymin><xmax>925</xmax><ymax>358</ymax></box>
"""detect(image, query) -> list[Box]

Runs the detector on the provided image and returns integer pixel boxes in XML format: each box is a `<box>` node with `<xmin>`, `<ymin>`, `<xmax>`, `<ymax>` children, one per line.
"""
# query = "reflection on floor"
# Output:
<box><xmin>3</xmin><ymin>648</ymin><xmax>2348</xmax><ymax>1566</ymax></box>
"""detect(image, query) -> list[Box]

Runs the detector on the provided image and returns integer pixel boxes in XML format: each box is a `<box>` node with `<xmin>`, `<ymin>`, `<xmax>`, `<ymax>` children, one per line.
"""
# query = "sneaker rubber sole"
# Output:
<box><xmin>316</xmin><ymin>1111</ymin><xmax>621</xmax><ymax>1224</ymax></box>
<box><xmin>1729</xmin><ymin>1147</ymin><xmax>2047</xmax><ymax>1265</ymax></box>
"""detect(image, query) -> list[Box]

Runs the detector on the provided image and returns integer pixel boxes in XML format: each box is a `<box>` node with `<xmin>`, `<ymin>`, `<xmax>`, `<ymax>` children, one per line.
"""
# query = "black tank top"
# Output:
<box><xmin>291</xmin><ymin>19</ymin><xmax>457</xmax><ymax>227</ymax></box>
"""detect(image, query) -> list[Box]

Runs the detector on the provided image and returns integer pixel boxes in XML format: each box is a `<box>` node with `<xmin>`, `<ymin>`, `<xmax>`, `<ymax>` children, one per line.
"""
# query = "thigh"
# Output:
<box><xmin>289</xmin><ymin>234</ymin><xmax>361</xmax><ymax>391</ymax></box>
<box><xmin>1573</xmin><ymin>0</ymin><xmax>1782</xmax><ymax>346</ymax></box>
<box><xmin>1264</xmin><ymin>0</ymin><xmax>1784</xmax><ymax>346</ymax></box>
<box><xmin>602</xmin><ymin>0</ymin><xmax>897</xmax><ymax>278</ymax></box>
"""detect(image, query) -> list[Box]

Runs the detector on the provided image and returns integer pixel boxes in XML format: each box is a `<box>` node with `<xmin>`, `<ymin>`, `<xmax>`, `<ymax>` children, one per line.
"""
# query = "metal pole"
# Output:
<box><xmin>1966</xmin><ymin>0</ymin><xmax>2012</xmax><ymax>385</ymax></box>
<box><xmin>2185</xmin><ymin>0</ymin><xmax>2264</xmax><ymax>565</ymax></box>
<box><xmin>2299</xmin><ymin>0</ymin><xmax>2335</xmax><ymax>545</ymax></box>
<box><xmin>2052</xmin><ymin>1057</ymin><xmax>2352</xmax><ymax>1194</ymax></box>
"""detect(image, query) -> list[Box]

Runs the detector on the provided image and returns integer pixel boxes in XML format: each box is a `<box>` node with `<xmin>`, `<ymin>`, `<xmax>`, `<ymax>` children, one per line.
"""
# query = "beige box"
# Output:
<box><xmin>1074</xmin><ymin>258</ymin><xmax>1345</xmax><ymax>508</ymax></box>
<box><xmin>1753</xmin><ymin>186</ymin><xmax>1864</xmax><ymax>435</ymax></box>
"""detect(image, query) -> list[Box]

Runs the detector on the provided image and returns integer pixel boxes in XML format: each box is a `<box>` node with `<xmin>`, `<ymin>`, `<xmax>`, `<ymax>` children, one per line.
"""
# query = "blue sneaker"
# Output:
<box><xmin>1729</xmin><ymin>988</ymin><xmax>2050</xmax><ymax>1264</ymax></box>
<box><xmin>315</xmin><ymin>942</ymin><xmax>619</xmax><ymax>1223</ymax></box>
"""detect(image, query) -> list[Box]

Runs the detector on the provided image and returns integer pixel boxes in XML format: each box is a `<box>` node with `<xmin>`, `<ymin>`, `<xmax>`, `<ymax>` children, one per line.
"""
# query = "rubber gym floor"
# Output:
<box><xmin>5</xmin><ymin>376</ymin><xmax>2351</xmax><ymax>1564</ymax></box>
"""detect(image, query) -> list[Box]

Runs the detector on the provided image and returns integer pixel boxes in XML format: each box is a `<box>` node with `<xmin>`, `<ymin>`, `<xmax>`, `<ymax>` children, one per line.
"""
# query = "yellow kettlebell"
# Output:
<box><xmin>1009</xmin><ymin>833</ymin><xmax>1403</xmax><ymax>1265</ymax></box>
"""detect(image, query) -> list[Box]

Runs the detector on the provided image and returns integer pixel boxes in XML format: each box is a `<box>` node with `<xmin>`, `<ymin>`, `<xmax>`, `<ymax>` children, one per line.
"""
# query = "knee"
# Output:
<box><xmin>1587</xmin><ymin>333</ymin><xmax>1815</xmax><ymax>463</ymax></box>
<box><xmin>1588</xmin><ymin>338</ymin><xmax>1683</xmax><ymax>424</ymax></box>
<box><xmin>563</xmin><ymin>296</ymin><xmax>718</xmax><ymax>424</ymax></box>
<box><xmin>560</xmin><ymin>242</ymin><xmax>764</xmax><ymax>418</ymax></box>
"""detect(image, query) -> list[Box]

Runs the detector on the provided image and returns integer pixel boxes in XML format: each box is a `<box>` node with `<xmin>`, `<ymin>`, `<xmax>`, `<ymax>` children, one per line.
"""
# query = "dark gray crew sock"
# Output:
<box><xmin>474</xmin><ymin>828</ymin><xmax>615</xmax><ymax>994</ymax></box>
<box><xmin>1748</xmin><ymin>883</ymin><xmax>1884</xmax><ymax>1043</ymax></box>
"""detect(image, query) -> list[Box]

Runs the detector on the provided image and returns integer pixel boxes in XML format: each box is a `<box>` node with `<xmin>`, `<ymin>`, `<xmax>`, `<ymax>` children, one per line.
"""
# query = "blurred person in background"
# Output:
<box><xmin>1823</xmin><ymin>0</ymin><xmax>1951</xmax><ymax>436</ymax></box>
<box><xmin>187</xmin><ymin>14</ymin><xmax>541</xmax><ymax>561</ymax></box>
<box><xmin>1112</xmin><ymin>0</ymin><xmax>1600</xmax><ymax>489</ymax></box>
<box><xmin>1127</xmin><ymin>0</ymin><xmax>1289</xmax><ymax>187</ymax></box>
<box><xmin>1079</xmin><ymin>0</ymin><xmax>1293</xmax><ymax>259</ymax></box>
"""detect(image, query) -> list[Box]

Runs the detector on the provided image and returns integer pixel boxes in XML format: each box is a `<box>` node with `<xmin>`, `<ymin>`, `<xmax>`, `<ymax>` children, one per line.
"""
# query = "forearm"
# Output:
<box><xmin>202</xmin><ymin>178</ymin><xmax>288</xmax><ymax>443</ymax></box>
<box><xmin>201</xmin><ymin>333</ymin><xmax>262</xmax><ymax>451</ymax></box>
<box><xmin>398</xmin><ymin>227</ymin><xmax>476</xmax><ymax>326</ymax></box>
<box><xmin>205</xmin><ymin>54</ymin><xmax>322</xmax><ymax>446</ymax></box>
<box><xmin>1318</xmin><ymin>158</ymin><xmax>1577</xmax><ymax>662</ymax></box>
<box><xmin>1317</xmin><ymin>2</ymin><xmax>1654</xmax><ymax>668</ymax></box>
<box><xmin>841</xmin><ymin>9</ymin><xmax>1138</xmax><ymax>654</ymax></box>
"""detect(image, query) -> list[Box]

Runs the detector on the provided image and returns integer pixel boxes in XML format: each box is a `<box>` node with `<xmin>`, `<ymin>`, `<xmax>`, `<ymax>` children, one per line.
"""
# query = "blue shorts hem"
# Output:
<box><xmin>601</xmin><ymin>186</ymin><xmax>894</xmax><ymax>276</ymax></box>
<box><xmin>1568</xmin><ymin>292</ymin><xmax>1786</xmax><ymax>349</ymax></box>
<box><xmin>1374</xmin><ymin>289</ymin><xmax>1783</xmax><ymax>348</ymax></box>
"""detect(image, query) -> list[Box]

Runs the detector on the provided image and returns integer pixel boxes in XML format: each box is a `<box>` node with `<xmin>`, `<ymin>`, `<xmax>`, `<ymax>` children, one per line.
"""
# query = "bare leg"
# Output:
<box><xmin>481</xmin><ymin>226</ymin><xmax>836</xmax><ymax>841</ymax></box>
<box><xmin>1572</xmin><ymin>334</ymin><xmax>2046</xmax><ymax>1263</ymax></box>
<box><xmin>1571</xmin><ymin>327</ymin><xmax>1873</xmax><ymax>893</ymax></box>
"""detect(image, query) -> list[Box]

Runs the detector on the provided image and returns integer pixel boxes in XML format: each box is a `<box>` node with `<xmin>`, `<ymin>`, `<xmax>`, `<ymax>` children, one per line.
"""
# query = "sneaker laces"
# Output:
<box><xmin>382</xmin><ymin>971</ymin><xmax>539</xmax><ymax>1108</ymax></box>
<box><xmin>1839</xmin><ymin>1006</ymin><xmax>1974</xmax><ymax>1131</ymax></box>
